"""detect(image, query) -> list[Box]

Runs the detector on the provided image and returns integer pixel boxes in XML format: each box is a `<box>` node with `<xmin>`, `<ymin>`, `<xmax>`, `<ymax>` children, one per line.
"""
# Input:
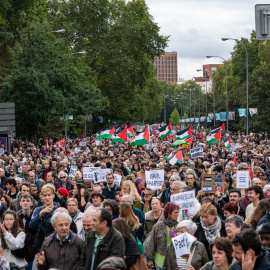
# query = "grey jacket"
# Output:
<box><xmin>144</xmin><ymin>209</ymin><xmax>163</xmax><ymax>237</ymax></box>
<box><xmin>163</xmin><ymin>240</ymin><xmax>209</xmax><ymax>270</ymax></box>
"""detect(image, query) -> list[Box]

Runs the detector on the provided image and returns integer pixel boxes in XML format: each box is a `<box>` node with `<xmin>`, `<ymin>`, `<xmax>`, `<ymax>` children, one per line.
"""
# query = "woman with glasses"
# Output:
<box><xmin>67</xmin><ymin>197</ymin><xmax>84</xmax><ymax>232</ymax></box>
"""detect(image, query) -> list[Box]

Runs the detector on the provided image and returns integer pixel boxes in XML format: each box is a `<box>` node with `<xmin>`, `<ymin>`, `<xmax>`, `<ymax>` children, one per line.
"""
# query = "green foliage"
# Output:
<box><xmin>169</xmin><ymin>108</ymin><xmax>180</xmax><ymax>126</ymax></box>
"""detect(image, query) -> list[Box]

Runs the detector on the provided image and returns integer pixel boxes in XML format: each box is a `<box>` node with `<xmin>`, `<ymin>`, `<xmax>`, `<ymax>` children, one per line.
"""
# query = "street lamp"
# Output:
<box><xmin>222</xmin><ymin>37</ymin><xmax>249</xmax><ymax>135</ymax></box>
<box><xmin>164</xmin><ymin>94</ymin><xmax>169</xmax><ymax>124</ymax></box>
<box><xmin>206</xmin><ymin>55</ymin><xmax>228</xmax><ymax>130</ymax></box>
<box><xmin>72</xmin><ymin>51</ymin><xmax>87</xmax><ymax>55</ymax></box>
<box><xmin>50</xmin><ymin>29</ymin><xmax>66</xmax><ymax>33</ymax></box>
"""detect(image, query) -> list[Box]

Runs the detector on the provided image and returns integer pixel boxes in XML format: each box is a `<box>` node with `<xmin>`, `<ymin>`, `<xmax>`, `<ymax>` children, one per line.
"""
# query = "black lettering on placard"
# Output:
<box><xmin>173</xmin><ymin>238</ymin><xmax>186</xmax><ymax>250</ymax></box>
<box><xmin>150</xmin><ymin>173</ymin><xmax>161</xmax><ymax>180</ymax></box>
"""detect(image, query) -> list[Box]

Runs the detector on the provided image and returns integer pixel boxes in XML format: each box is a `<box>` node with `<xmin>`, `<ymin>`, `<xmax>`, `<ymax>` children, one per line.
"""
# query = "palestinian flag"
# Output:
<box><xmin>176</xmin><ymin>125</ymin><xmax>192</xmax><ymax>140</ymax></box>
<box><xmin>211</xmin><ymin>123</ymin><xmax>225</xmax><ymax>133</ymax></box>
<box><xmin>207</xmin><ymin>127</ymin><xmax>222</xmax><ymax>145</ymax></box>
<box><xmin>165</xmin><ymin>147</ymin><xmax>179</xmax><ymax>162</ymax></box>
<box><xmin>127</xmin><ymin>125</ymin><xmax>135</xmax><ymax>137</ymax></box>
<box><xmin>111</xmin><ymin>125</ymin><xmax>128</xmax><ymax>143</ymax></box>
<box><xmin>159</xmin><ymin>123</ymin><xmax>171</xmax><ymax>139</ymax></box>
<box><xmin>97</xmin><ymin>125</ymin><xmax>115</xmax><ymax>139</ymax></box>
<box><xmin>168</xmin><ymin>148</ymin><xmax>183</xmax><ymax>165</ymax></box>
<box><xmin>201</xmin><ymin>126</ymin><xmax>205</xmax><ymax>131</ymax></box>
<box><xmin>131</xmin><ymin>125</ymin><xmax>150</xmax><ymax>146</ymax></box>
<box><xmin>224</xmin><ymin>135</ymin><xmax>231</xmax><ymax>149</ymax></box>
<box><xmin>196</xmin><ymin>123</ymin><xmax>200</xmax><ymax>130</ymax></box>
<box><xmin>184</xmin><ymin>136</ymin><xmax>193</xmax><ymax>146</ymax></box>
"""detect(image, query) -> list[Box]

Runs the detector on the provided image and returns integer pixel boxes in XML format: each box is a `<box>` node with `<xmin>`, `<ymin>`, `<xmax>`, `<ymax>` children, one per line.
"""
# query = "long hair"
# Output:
<box><xmin>122</xmin><ymin>180</ymin><xmax>141</xmax><ymax>202</ymax></box>
<box><xmin>74</xmin><ymin>183</ymin><xmax>90</xmax><ymax>206</ymax></box>
<box><xmin>113</xmin><ymin>218</ymin><xmax>133</xmax><ymax>241</ymax></box>
<box><xmin>249</xmin><ymin>199</ymin><xmax>270</xmax><ymax>225</ymax></box>
<box><xmin>0</xmin><ymin>210</ymin><xmax>23</xmax><ymax>249</ymax></box>
<box><xmin>120</xmin><ymin>203</ymin><xmax>140</xmax><ymax>231</ymax></box>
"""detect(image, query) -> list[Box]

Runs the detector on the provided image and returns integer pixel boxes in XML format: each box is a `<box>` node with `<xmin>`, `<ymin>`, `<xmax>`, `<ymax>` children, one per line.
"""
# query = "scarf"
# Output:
<box><xmin>143</xmin><ymin>197</ymin><xmax>151</xmax><ymax>213</ymax></box>
<box><xmin>164</xmin><ymin>218</ymin><xmax>178</xmax><ymax>228</ymax></box>
<box><xmin>200</xmin><ymin>216</ymin><xmax>221</xmax><ymax>243</ymax></box>
<box><xmin>69</xmin><ymin>210</ymin><xmax>79</xmax><ymax>219</ymax></box>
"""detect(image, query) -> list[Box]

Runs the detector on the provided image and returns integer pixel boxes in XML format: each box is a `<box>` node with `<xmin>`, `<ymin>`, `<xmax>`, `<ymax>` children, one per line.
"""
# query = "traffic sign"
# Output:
<box><xmin>255</xmin><ymin>5</ymin><xmax>270</xmax><ymax>40</ymax></box>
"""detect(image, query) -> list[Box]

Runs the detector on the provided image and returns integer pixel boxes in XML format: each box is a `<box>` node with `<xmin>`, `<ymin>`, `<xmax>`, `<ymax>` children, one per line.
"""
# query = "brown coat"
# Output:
<box><xmin>144</xmin><ymin>209</ymin><xmax>164</xmax><ymax>237</ymax></box>
<box><xmin>38</xmin><ymin>231</ymin><xmax>85</xmax><ymax>270</ymax></box>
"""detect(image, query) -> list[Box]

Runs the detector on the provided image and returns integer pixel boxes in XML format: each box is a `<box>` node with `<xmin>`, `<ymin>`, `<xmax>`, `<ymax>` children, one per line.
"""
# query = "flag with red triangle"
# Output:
<box><xmin>176</xmin><ymin>125</ymin><xmax>192</xmax><ymax>140</ymax></box>
<box><xmin>159</xmin><ymin>123</ymin><xmax>171</xmax><ymax>139</ymax></box>
<box><xmin>127</xmin><ymin>125</ymin><xmax>135</xmax><ymax>137</ymax></box>
<box><xmin>97</xmin><ymin>125</ymin><xmax>115</xmax><ymax>139</ymax></box>
<box><xmin>168</xmin><ymin>148</ymin><xmax>183</xmax><ymax>165</ymax></box>
<box><xmin>131</xmin><ymin>125</ymin><xmax>150</xmax><ymax>146</ymax></box>
<box><xmin>111</xmin><ymin>125</ymin><xmax>128</xmax><ymax>143</ymax></box>
<box><xmin>184</xmin><ymin>136</ymin><xmax>193</xmax><ymax>146</ymax></box>
<box><xmin>224</xmin><ymin>135</ymin><xmax>231</xmax><ymax>149</ymax></box>
<box><xmin>207</xmin><ymin>127</ymin><xmax>221</xmax><ymax>145</ymax></box>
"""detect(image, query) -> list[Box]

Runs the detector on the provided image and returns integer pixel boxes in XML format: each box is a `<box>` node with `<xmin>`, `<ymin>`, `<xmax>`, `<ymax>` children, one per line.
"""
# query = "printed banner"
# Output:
<box><xmin>145</xmin><ymin>170</ymin><xmax>164</xmax><ymax>190</ymax></box>
<box><xmin>170</xmin><ymin>190</ymin><xmax>196</xmax><ymax>212</ymax></box>
<box><xmin>190</xmin><ymin>147</ymin><xmax>204</xmax><ymax>159</ymax></box>
<box><xmin>236</xmin><ymin>171</ymin><xmax>249</xmax><ymax>189</ymax></box>
<box><xmin>55</xmin><ymin>138</ymin><xmax>66</xmax><ymax>148</ymax></box>
<box><xmin>249</xmin><ymin>108</ymin><xmax>258</xmax><ymax>116</ymax></box>
<box><xmin>238</xmin><ymin>108</ymin><xmax>247</xmax><ymax>117</ymax></box>
<box><xmin>208</xmin><ymin>113</ymin><xmax>214</xmax><ymax>120</ymax></box>
<box><xmin>229</xmin><ymin>112</ymin><xmax>235</xmax><ymax>121</ymax></box>
<box><xmin>215</xmin><ymin>113</ymin><xmax>220</xmax><ymax>120</ymax></box>
<box><xmin>69</xmin><ymin>165</ymin><xmax>77</xmax><ymax>178</ymax></box>
<box><xmin>220</xmin><ymin>112</ymin><xmax>227</xmax><ymax>121</ymax></box>
<box><xmin>195</xmin><ymin>118</ymin><xmax>199</xmax><ymax>123</ymax></box>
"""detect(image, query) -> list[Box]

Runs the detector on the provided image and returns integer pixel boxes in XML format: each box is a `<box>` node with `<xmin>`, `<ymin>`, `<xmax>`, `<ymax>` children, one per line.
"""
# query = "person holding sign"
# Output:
<box><xmin>147</xmin><ymin>202</ymin><xmax>180</xmax><ymax>270</ymax></box>
<box><xmin>163</xmin><ymin>220</ymin><xmax>209</xmax><ymax>270</ymax></box>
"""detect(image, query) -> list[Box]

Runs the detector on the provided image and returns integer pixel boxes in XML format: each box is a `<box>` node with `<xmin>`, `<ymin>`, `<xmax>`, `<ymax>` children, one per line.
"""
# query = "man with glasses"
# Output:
<box><xmin>228</xmin><ymin>189</ymin><xmax>246</xmax><ymax>220</ymax></box>
<box><xmin>102</xmin><ymin>173</ymin><xmax>116</xmax><ymax>199</ymax></box>
<box><xmin>58</xmin><ymin>171</ymin><xmax>72</xmax><ymax>191</ymax></box>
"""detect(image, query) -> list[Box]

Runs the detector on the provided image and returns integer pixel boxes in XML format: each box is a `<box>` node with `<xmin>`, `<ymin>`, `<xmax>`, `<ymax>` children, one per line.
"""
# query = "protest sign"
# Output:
<box><xmin>113</xmin><ymin>174</ymin><xmax>122</xmax><ymax>186</ymax></box>
<box><xmin>172</xmin><ymin>232</ymin><xmax>195</xmax><ymax>258</ymax></box>
<box><xmin>55</xmin><ymin>138</ymin><xmax>65</xmax><ymax>148</ymax></box>
<box><xmin>170</xmin><ymin>190</ymin><xmax>196</xmax><ymax>212</ymax></box>
<box><xmin>145</xmin><ymin>170</ymin><xmax>164</xmax><ymax>190</ymax></box>
<box><xmin>201</xmin><ymin>174</ymin><xmax>225</xmax><ymax>193</ymax></box>
<box><xmin>99</xmin><ymin>169</ymin><xmax>111</xmax><ymax>182</ymax></box>
<box><xmin>74</xmin><ymin>147</ymin><xmax>81</xmax><ymax>153</ymax></box>
<box><xmin>69</xmin><ymin>165</ymin><xmax>77</xmax><ymax>178</ymax></box>
<box><xmin>236</xmin><ymin>171</ymin><xmax>250</xmax><ymax>189</ymax></box>
<box><xmin>95</xmin><ymin>140</ymin><xmax>101</xmax><ymax>146</ymax></box>
<box><xmin>79</xmin><ymin>141</ymin><xmax>86</xmax><ymax>147</ymax></box>
<box><xmin>190</xmin><ymin>147</ymin><xmax>204</xmax><ymax>159</ymax></box>
<box><xmin>83</xmin><ymin>167</ymin><xmax>100</xmax><ymax>183</ymax></box>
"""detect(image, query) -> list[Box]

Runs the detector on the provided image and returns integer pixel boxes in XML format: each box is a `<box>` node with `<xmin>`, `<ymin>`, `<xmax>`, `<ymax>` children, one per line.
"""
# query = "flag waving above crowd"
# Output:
<box><xmin>176</xmin><ymin>125</ymin><xmax>192</xmax><ymax>140</ymax></box>
<box><xmin>158</xmin><ymin>123</ymin><xmax>171</xmax><ymax>139</ymax></box>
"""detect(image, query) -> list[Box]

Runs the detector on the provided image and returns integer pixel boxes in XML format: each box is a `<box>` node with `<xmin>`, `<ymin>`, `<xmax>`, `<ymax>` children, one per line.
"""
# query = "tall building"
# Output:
<box><xmin>194</xmin><ymin>63</ymin><xmax>222</xmax><ymax>93</ymax></box>
<box><xmin>154</xmin><ymin>52</ymin><xmax>178</xmax><ymax>84</ymax></box>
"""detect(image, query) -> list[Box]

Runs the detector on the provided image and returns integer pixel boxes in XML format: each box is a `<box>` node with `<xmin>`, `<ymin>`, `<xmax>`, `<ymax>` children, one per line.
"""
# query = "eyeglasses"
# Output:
<box><xmin>60</xmin><ymin>176</ymin><xmax>66</xmax><ymax>179</ymax></box>
<box><xmin>67</xmin><ymin>204</ymin><xmax>77</xmax><ymax>207</ymax></box>
<box><xmin>120</xmin><ymin>200</ymin><xmax>131</xmax><ymax>203</ymax></box>
<box><xmin>171</xmin><ymin>188</ymin><xmax>179</xmax><ymax>191</ymax></box>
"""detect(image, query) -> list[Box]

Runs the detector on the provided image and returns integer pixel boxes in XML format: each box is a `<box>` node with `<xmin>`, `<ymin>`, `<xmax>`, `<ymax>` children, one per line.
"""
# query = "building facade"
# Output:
<box><xmin>154</xmin><ymin>52</ymin><xmax>178</xmax><ymax>84</ymax></box>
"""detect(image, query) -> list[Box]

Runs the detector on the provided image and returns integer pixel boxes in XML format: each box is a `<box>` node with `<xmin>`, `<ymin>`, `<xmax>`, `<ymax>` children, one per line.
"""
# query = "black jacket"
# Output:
<box><xmin>0</xmin><ymin>176</ymin><xmax>8</xmax><ymax>189</ymax></box>
<box><xmin>81</xmin><ymin>226</ymin><xmax>125</xmax><ymax>270</ymax></box>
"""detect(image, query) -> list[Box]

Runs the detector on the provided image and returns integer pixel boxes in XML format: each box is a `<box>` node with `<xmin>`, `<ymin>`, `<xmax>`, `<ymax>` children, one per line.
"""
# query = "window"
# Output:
<box><xmin>211</xmin><ymin>67</ymin><xmax>217</xmax><ymax>71</ymax></box>
<box><xmin>161</xmin><ymin>57</ymin><xmax>163</xmax><ymax>60</ymax></box>
<box><xmin>174</xmin><ymin>57</ymin><xmax>176</xmax><ymax>60</ymax></box>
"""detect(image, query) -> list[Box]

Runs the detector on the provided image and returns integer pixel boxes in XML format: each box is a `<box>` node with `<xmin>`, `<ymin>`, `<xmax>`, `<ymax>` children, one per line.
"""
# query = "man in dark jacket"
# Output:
<box><xmin>0</xmin><ymin>168</ymin><xmax>8</xmax><ymax>189</ymax></box>
<box><xmin>102</xmin><ymin>173</ymin><xmax>117</xmax><ymax>199</ymax></box>
<box><xmin>37</xmin><ymin>211</ymin><xmax>85</xmax><ymax>270</ymax></box>
<box><xmin>81</xmin><ymin>208</ymin><xmax>125</xmax><ymax>270</ymax></box>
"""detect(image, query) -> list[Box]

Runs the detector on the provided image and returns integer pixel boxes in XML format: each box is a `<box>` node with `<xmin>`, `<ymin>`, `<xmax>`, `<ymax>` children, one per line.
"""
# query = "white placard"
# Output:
<box><xmin>236</xmin><ymin>171</ymin><xmax>250</xmax><ymax>189</ymax></box>
<box><xmin>99</xmin><ymin>169</ymin><xmax>111</xmax><ymax>182</ymax></box>
<box><xmin>23</xmin><ymin>157</ymin><xmax>27</xmax><ymax>163</ymax></box>
<box><xmin>190</xmin><ymin>147</ymin><xmax>204</xmax><ymax>159</ymax></box>
<box><xmin>83</xmin><ymin>167</ymin><xmax>100</xmax><ymax>182</ymax></box>
<box><xmin>86</xmin><ymin>147</ymin><xmax>90</xmax><ymax>154</ymax></box>
<box><xmin>69</xmin><ymin>165</ymin><xmax>77</xmax><ymax>178</ymax></box>
<box><xmin>145</xmin><ymin>170</ymin><xmax>164</xmax><ymax>190</ymax></box>
<box><xmin>113</xmin><ymin>174</ymin><xmax>122</xmax><ymax>186</ymax></box>
<box><xmin>95</xmin><ymin>140</ymin><xmax>101</xmax><ymax>146</ymax></box>
<box><xmin>172</xmin><ymin>232</ymin><xmax>195</xmax><ymax>258</ymax></box>
<box><xmin>74</xmin><ymin>147</ymin><xmax>81</xmax><ymax>153</ymax></box>
<box><xmin>0</xmin><ymin>148</ymin><xmax>4</xmax><ymax>155</ymax></box>
<box><xmin>79</xmin><ymin>142</ymin><xmax>86</xmax><ymax>147</ymax></box>
<box><xmin>170</xmin><ymin>190</ymin><xmax>196</xmax><ymax>212</ymax></box>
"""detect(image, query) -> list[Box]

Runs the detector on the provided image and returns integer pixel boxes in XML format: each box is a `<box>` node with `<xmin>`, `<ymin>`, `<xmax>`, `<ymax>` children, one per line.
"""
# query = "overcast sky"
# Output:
<box><xmin>145</xmin><ymin>0</ymin><xmax>269</xmax><ymax>81</ymax></box>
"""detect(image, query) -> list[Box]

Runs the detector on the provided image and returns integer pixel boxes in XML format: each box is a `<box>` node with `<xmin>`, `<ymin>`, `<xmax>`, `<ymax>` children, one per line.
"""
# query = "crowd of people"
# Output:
<box><xmin>0</xmin><ymin>130</ymin><xmax>269</xmax><ymax>270</ymax></box>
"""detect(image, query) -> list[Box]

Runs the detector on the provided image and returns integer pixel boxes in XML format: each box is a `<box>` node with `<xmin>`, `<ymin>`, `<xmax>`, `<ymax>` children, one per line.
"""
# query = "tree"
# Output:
<box><xmin>170</xmin><ymin>108</ymin><xmax>180</xmax><ymax>126</ymax></box>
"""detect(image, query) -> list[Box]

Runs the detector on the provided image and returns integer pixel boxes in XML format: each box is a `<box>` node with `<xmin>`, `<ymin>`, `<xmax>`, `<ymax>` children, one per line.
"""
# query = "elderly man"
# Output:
<box><xmin>78</xmin><ymin>212</ymin><xmax>94</xmax><ymax>240</ymax></box>
<box><xmin>81</xmin><ymin>208</ymin><xmax>125</xmax><ymax>270</ymax></box>
<box><xmin>0</xmin><ymin>168</ymin><xmax>8</xmax><ymax>189</ymax></box>
<box><xmin>37</xmin><ymin>211</ymin><xmax>85</xmax><ymax>270</ymax></box>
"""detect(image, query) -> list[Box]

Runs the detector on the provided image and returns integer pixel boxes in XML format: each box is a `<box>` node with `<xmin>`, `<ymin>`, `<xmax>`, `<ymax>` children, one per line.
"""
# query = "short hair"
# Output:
<box><xmin>20</xmin><ymin>182</ymin><xmax>30</xmax><ymax>191</ymax></box>
<box><xmin>103</xmin><ymin>199</ymin><xmax>120</xmax><ymax>217</ymax></box>
<box><xmin>170</xmin><ymin>175</ymin><xmax>180</xmax><ymax>182</ymax></box>
<box><xmin>237</xmin><ymin>162</ymin><xmax>248</xmax><ymax>170</ymax></box>
<box><xmin>229</xmin><ymin>189</ymin><xmax>241</xmax><ymax>197</ymax></box>
<box><xmin>19</xmin><ymin>193</ymin><xmax>33</xmax><ymax>201</ymax></box>
<box><xmin>171</xmin><ymin>181</ymin><xmax>186</xmax><ymax>189</ymax></box>
<box><xmin>247</xmin><ymin>185</ymin><xmax>264</xmax><ymax>200</ymax></box>
<box><xmin>41</xmin><ymin>184</ymin><xmax>55</xmax><ymax>194</ymax></box>
<box><xmin>180</xmin><ymin>162</ymin><xmax>188</xmax><ymax>167</ymax></box>
<box><xmin>122</xmin><ymin>194</ymin><xmax>133</xmax><ymax>204</ymax></box>
<box><xmin>199</xmin><ymin>204</ymin><xmax>217</xmax><ymax>216</ymax></box>
<box><xmin>6</xmin><ymin>178</ymin><xmax>16</xmax><ymax>187</ymax></box>
<box><xmin>213</xmin><ymin>165</ymin><xmax>223</xmax><ymax>173</ymax></box>
<box><xmin>232</xmin><ymin>229</ymin><xmax>261</xmax><ymax>256</ymax></box>
<box><xmin>222</xmin><ymin>202</ymin><xmax>238</xmax><ymax>214</ymax></box>
<box><xmin>225</xmin><ymin>215</ymin><xmax>243</xmax><ymax>229</ymax></box>
<box><xmin>98</xmin><ymin>208</ymin><xmax>112</xmax><ymax>227</ymax></box>
<box><xmin>48</xmin><ymin>171</ymin><xmax>56</xmax><ymax>179</ymax></box>
<box><xmin>210</xmin><ymin>237</ymin><xmax>233</xmax><ymax>264</ymax></box>
<box><xmin>106</xmin><ymin>173</ymin><xmax>114</xmax><ymax>179</ymax></box>
<box><xmin>163</xmin><ymin>202</ymin><xmax>180</xmax><ymax>219</ymax></box>
<box><xmin>67</xmin><ymin>198</ymin><xmax>78</xmax><ymax>205</ymax></box>
<box><xmin>176</xmin><ymin>220</ymin><xmax>197</xmax><ymax>233</ymax></box>
<box><xmin>51</xmin><ymin>212</ymin><xmax>72</xmax><ymax>226</ymax></box>
<box><xmin>58</xmin><ymin>171</ymin><xmax>67</xmax><ymax>178</ymax></box>
<box><xmin>263</xmin><ymin>184</ymin><xmax>270</xmax><ymax>193</ymax></box>
<box><xmin>257</xmin><ymin>223</ymin><xmax>270</xmax><ymax>235</ymax></box>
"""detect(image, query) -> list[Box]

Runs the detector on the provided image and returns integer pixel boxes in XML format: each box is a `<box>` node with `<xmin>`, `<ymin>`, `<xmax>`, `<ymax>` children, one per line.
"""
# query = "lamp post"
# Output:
<box><xmin>164</xmin><ymin>94</ymin><xmax>169</xmax><ymax>124</ymax></box>
<box><xmin>222</xmin><ymin>38</ymin><xmax>248</xmax><ymax>135</ymax></box>
<box><xmin>50</xmin><ymin>29</ymin><xmax>66</xmax><ymax>33</ymax></box>
<box><xmin>197</xmin><ymin>69</ymin><xmax>208</xmax><ymax>128</ymax></box>
<box><xmin>206</xmin><ymin>55</ymin><xmax>228</xmax><ymax>130</ymax></box>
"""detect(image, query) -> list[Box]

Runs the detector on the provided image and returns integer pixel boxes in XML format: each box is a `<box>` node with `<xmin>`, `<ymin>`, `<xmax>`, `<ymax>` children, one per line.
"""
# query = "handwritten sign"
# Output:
<box><xmin>145</xmin><ymin>170</ymin><xmax>164</xmax><ymax>190</ymax></box>
<box><xmin>170</xmin><ymin>190</ymin><xmax>196</xmax><ymax>212</ymax></box>
<box><xmin>69</xmin><ymin>165</ymin><xmax>77</xmax><ymax>178</ymax></box>
<box><xmin>172</xmin><ymin>232</ymin><xmax>195</xmax><ymax>258</ymax></box>
<box><xmin>113</xmin><ymin>174</ymin><xmax>122</xmax><ymax>186</ymax></box>
<box><xmin>190</xmin><ymin>147</ymin><xmax>204</xmax><ymax>159</ymax></box>
<box><xmin>236</xmin><ymin>171</ymin><xmax>249</xmax><ymax>189</ymax></box>
<box><xmin>83</xmin><ymin>167</ymin><xmax>100</xmax><ymax>182</ymax></box>
<box><xmin>99</xmin><ymin>169</ymin><xmax>111</xmax><ymax>182</ymax></box>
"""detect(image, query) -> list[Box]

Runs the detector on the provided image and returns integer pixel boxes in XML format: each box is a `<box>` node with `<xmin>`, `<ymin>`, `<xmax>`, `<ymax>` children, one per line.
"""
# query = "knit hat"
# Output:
<box><xmin>57</xmin><ymin>187</ymin><xmax>69</xmax><ymax>198</ymax></box>
<box><xmin>97</xmin><ymin>256</ymin><xmax>126</xmax><ymax>270</ymax></box>
<box><xmin>136</xmin><ymin>178</ymin><xmax>144</xmax><ymax>185</ymax></box>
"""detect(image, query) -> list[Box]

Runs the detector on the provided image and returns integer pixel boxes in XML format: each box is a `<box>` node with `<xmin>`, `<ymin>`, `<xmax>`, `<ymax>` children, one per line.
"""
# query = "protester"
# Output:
<box><xmin>67</xmin><ymin>198</ymin><xmax>84</xmax><ymax>232</ymax></box>
<box><xmin>121</xmin><ymin>180</ymin><xmax>142</xmax><ymax>210</ymax></box>
<box><xmin>257</xmin><ymin>223</ymin><xmax>270</xmax><ymax>248</ymax></box>
<box><xmin>103</xmin><ymin>199</ymin><xmax>120</xmax><ymax>220</ymax></box>
<box><xmin>78</xmin><ymin>212</ymin><xmax>94</xmax><ymax>240</ymax></box>
<box><xmin>249</xmin><ymin>199</ymin><xmax>270</xmax><ymax>229</ymax></box>
<box><xmin>225</xmin><ymin>215</ymin><xmax>243</xmax><ymax>241</ymax></box>
<box><xmin>84</xmin><ymin>192</ymin><xmax>104</xmax><ymax>216</ymax></box>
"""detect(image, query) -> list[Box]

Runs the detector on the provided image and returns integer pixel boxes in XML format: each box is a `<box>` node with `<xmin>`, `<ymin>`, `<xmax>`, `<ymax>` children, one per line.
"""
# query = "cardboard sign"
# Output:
<box><xmin>79</xmin><ymin>141</ymin><xmax>87</xmax><ymax>147</ymax></box>
<box><xmin>99</xmin><ymin>169</ymin><xmax>111</xmax><ymax>182</ymax></box>
<box><xmin>236</xmin><ymin>171</ymin><xmax>250</xmax><ymax>189</ymax></box>
<box><xmin>69</xmin><ymin>165</ymin><xmax>77</xmax><ymax>178</ymax></box>
<box><xmin>145</xmin><ymin>170</ymin><xmax>164</xmax><ymax>190</ymax></box>
<box><xmin>201</xmin><ymin>174</ymin><xmax>225</xmax><ymax>193</ymax></box>
<box><xmin>172</xmin><ymin>232</ymin><xmax>195</xmax><ymax>258</ymax></box>
<box><xmin>190</xmin><ymin>147</ymin><xmax>204</xmax><ymax>159</ymax></box>
<box><xmin>83</xmin><ymin>167</ymin><xmax>100</xmax><ymax>182</ymax></box>
<box><xmin>170</xmin><ymin>190</ymin><xmax>196</xmax><ymax>212</ymax></box>
<box><xmin>113</xmin><ymin>174</ymin><xmax>122</xmax><ymax>186</ymax></box>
